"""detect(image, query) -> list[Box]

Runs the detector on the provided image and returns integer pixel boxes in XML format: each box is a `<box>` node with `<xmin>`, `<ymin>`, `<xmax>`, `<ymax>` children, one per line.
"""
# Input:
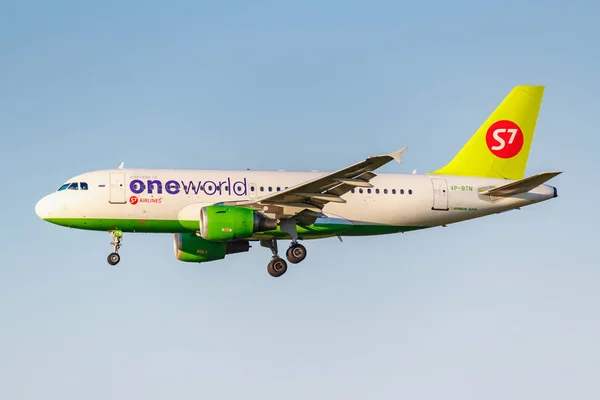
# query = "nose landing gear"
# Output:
<box><xmin>107</xmin><ymin>230</ymin><xmax>123</xmax><ymax>266</ymax></box>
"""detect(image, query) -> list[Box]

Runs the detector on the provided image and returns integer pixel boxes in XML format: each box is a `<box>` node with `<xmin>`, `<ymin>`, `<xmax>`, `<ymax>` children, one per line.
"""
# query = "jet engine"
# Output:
<box><xmin>174</xmin><ymin>233</ymin><xmax>250</xmax><ymax>262</ymax></box>
<box><xmin>199</xmin><ymin>205</ymin><xmax>277</xmax><ymax>241</ymax></box>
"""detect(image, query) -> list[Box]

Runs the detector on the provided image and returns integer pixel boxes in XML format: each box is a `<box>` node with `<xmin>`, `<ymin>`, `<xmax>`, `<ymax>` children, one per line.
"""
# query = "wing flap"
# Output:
<box><xmin>332</xmin><ymin>178</ymin><xmax>374</xmax><ymax>188</ymax></box>
<box><xmin>295</xmin><ymin>193</ymin><xmax>347</xmax><ymax>203</ymax></box>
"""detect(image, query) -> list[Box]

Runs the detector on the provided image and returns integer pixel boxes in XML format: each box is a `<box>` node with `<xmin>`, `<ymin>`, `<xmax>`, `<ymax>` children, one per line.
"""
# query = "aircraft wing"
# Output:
<box><xmin>225</xmin><ymin>147</ymin><xmax>407</xmax><ymax>221</ymax></box>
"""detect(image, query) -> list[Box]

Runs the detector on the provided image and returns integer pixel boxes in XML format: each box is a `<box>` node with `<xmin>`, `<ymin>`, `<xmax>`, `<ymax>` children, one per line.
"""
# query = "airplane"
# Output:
<box><xmin>34</xmin><ymin>85</ymin><xmax>560</xmax><ymax>277</ymax></box>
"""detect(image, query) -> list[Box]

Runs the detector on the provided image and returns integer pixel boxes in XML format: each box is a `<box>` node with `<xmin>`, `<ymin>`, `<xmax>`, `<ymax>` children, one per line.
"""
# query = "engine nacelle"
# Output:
<box><xmin>174</xmin><ymin>233</ymin><xmax>250</xmax><ymax>263</ymax></box>
<box><xmin>199</xmin><ymin>205</ymin><xmax>277</xmax><ymax>241</ymax></box>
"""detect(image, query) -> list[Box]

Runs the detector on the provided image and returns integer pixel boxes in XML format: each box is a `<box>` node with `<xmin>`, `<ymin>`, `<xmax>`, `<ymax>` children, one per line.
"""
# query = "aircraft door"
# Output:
<box><xmin>109</xmin><ymin>172</ymin><xmax>127</xmax><ymax>204</ymax></box>
<box><xmin>431</xmin><ymin>178</ymin><xmax>449</xmax><ymax>211</ymax></box>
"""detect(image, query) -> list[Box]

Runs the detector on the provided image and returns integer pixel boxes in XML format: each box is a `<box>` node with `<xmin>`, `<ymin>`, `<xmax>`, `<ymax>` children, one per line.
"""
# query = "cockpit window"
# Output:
<box><xmin>58</xmin><ymin>182</ymin><xmax>89</xmax><ymax>191</ymax></box>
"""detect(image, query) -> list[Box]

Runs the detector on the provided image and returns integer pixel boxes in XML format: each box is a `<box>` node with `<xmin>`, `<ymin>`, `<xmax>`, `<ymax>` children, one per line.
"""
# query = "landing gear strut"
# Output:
<box><xmin>261</xmin><ymin>239</ymin><xmax>288</xmax><ymax>277</ymax></box>
<box><xmin>280</xmin><ymin>218</ymin><xmax>308</xmax><ymax>264</ymax></box>
<box><xmin>107</xmin><ymin>230</ymin><xmax>123</xmax><ymax>265</ymax></box>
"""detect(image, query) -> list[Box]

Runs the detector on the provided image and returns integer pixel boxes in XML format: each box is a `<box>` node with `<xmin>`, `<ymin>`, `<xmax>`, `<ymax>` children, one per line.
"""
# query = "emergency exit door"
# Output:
<box><xmin>109</xmin><ymin>172</ymin><xmax>127</xmax><ymax>204</ymax></box>
<box><xmin>431</xmin><ymin>178</ymin><xmax>449</xmax><ymax>211</ymax></box>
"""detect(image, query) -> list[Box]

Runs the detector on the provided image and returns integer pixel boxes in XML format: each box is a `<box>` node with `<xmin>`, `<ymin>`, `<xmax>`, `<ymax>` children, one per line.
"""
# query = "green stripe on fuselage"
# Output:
<box><xmin>44</xmin><ymin>218</ymin><xmax>425</xmax><ymax>238</ymax></box>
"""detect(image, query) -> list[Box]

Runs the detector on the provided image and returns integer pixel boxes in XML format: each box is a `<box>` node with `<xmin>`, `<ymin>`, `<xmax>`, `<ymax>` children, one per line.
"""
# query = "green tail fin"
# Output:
<box><xmin>430</xmin><ymin>85</ymin><xmax>545</xmax><ymax>180</ymax></box>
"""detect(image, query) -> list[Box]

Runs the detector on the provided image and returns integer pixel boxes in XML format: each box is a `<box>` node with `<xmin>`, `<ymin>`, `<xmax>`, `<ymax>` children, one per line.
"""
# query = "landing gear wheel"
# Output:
<box><xmin>286</xmin><ymin>243</ymin><xmax>307</xmax><ymax>264</ymax></box>
<box><xmin>107</xmin><ymin>252</ymin><xmax>121</xmax><ymax>265</ymax></box>
<box><xmin>267</xmin><ymin>257</ymin><xmax>288</xmax><ymax>277</ymax></box>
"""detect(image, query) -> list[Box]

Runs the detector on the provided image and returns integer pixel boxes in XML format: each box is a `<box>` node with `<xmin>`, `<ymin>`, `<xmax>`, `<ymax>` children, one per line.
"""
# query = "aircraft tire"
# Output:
<box><xmin>267</xmin><ymin>257</ymin><xmax>287</xmax><ymax>277</ymax></box>
<box><xmin>286</xmin><ymin>243</ymin><xmax>307</xmax><ymax>264</ymax></box>
<box><xmin>107</xmin><ymin>252</ymin><xmax>121</xmax><ymax>266</ymax></box>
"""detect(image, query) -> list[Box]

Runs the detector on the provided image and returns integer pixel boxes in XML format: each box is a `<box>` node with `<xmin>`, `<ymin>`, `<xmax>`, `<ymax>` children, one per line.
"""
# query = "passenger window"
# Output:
<box><xmin>58</xmin><ymin>183</ymin><xmax>70</xmax><ymax>191</ymax></box>
<box><xmin>260</xmin><ymin>187</ymin><xmax>264</xmax><ymax>192</ymax></box>
<box><xmin>392</xmin><ymin>189</ymin><xmax>396</xmax><ymax>194</ymax></box>
<box><xmin>68</xmin><ymin>182</ymin><xmax>79</xmax><ymax>190</ymax></box>
<box><xmin>367</xmin><ymin>189</ymin><xmax>371</xmax><ymax>194</ymax></box>
<box><xmin>80</xmin><ymin>182</ymin><xmax>88</xmax><ymax>190</ymax></box>
<box><xmin>375</xmin><ymin>189</ymin><xmax>380</xmax><ymax>194</ymax></box>
<box><xmin>268</xmin><ymin>186</ymin><xmax>272</xmax><ymax>192</ymax></box>
<box><xmin>384</xmin><ymin>189</ymin><xmax>388</xmax><ymax>194</ymax></box>
<box><xmin>359</xmin><ymin>189</ymin><xmax>363</xmax><ymax>194</ymax></box>
<box><xmin>400</xmin><ymin>189</ymin><xmax>405</xmax><ymax>194</ymax></box>
<box><xmin>351</xmin><ymin>189</ymin><xmax>355</xmax><ymax>193</ymax></box>
<box><xmin>409</xmin><ymin>189</ymin><xmax>413</xmax><ymax>195</ymax></box>
<box><xmin>276</xmin><ymin>187</ymin><xmax>281</xmax><ymax>191</ymax></box>
<box><xmin>250</xmin><ymin>186</ymin><xmax>255</xmax><ymax>192</ymax></box>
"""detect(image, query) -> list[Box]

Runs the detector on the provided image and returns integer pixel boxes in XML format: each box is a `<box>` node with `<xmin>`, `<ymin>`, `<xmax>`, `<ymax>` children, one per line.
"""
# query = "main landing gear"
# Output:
<box><xmin>107</xmin><ymin>230</ymin><xmax>123</xmax><ymax>266</ymax></box>
<box><xmin>260</xmin><ymin>217</ymin><xmax>308</xmax><ymax>277</ymax></box>
<box><xmin>260</xmin><ymin>239</ymin><xmax>308</xmax><ymax>278</ymax></box>
<box><xmin>286</xmin><ymin>242</ymin><xmax>307</xmax><ymax>264</ymax></box>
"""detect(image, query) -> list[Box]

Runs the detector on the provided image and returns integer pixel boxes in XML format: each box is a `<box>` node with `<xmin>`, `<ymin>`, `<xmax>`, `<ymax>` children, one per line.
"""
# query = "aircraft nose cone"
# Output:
<box><xmin>35</xmin><ymin>196</ymin><xmax>50</xmax><ymax>219</ymax></box>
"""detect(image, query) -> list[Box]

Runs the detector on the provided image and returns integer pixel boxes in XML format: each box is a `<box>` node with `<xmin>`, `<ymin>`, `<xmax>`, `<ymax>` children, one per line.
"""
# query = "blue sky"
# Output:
<box><xmin>1</xmin><ymin>1</ymin><xmax>599</xmax><ymax>399</ymax></box>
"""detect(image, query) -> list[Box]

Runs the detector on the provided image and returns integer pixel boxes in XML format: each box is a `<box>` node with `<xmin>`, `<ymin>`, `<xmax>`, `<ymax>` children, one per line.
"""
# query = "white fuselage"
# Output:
<box><xmin>34</xmin><ymin>168</ymin><xmax>557</xmax><ymax>240</ymax></box>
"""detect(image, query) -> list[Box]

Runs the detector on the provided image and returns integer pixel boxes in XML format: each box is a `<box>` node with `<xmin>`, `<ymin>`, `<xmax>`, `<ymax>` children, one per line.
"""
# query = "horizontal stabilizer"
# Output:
<box><xmin>480</xmin><ymin>171</ymin><xmax>562</xmax><ymax>197</ymax></box>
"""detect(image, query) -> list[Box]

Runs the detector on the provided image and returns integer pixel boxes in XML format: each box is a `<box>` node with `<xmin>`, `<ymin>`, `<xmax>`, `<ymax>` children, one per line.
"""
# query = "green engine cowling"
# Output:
<box><xmin>174</xmin><ymin>233</ymin><xmax>250</xmax><ymax>262</ymax></box>
<box><xmin>199</xmin><ymin>205</ymin><xmax>277</xmax><ymax>241</ymax></box>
